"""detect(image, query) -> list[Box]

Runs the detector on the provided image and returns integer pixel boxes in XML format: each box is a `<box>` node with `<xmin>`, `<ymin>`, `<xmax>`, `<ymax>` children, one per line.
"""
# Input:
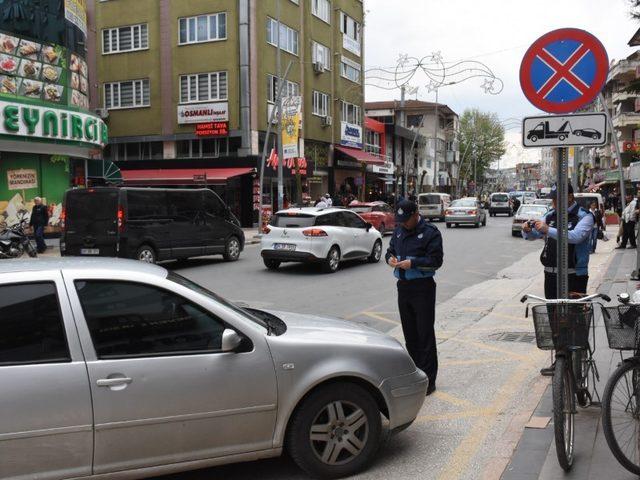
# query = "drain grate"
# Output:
<box><xmin>488</xmin><ymin>331</ymin><xmax>537</xmax><ymax>343</ymax></box>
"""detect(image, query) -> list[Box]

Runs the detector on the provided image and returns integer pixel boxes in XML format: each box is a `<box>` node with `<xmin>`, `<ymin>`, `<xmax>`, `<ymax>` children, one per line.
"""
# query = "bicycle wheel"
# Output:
<box><xmin>553</xmin><ymin>356</ymin><xmax>575</xmax><ymax>471</ymax></box>
<box><xmin>573</xmin><ymin>349</ymin><xmax>590</xmax><ymax>407</ymax></box>
<box><xmin>602</xmin><ymin>360</ymin><xmax>640</xmax><ymax>475</ymax></box>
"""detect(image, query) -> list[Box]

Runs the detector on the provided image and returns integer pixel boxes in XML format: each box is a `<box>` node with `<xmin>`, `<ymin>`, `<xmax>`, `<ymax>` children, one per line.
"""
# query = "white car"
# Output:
<box><xmin>261</xmin><ymin>207</ymin><xmax>384</xmax><ymax>273</ymax></box>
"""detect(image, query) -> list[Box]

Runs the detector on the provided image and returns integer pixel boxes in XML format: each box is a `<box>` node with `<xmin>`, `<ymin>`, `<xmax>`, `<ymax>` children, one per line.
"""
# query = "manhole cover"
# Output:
<box><xmin>488</xmin><ymin>331</ymin><xmax>536</xmax><ymax>343</ymax></box>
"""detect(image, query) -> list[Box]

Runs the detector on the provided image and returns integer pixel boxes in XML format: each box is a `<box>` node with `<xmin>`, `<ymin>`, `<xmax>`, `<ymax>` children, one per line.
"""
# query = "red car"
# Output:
<box><xmin>348</xmin><ymin>201</ymin><xmax>396</xmax><ymax>235</ymax></box>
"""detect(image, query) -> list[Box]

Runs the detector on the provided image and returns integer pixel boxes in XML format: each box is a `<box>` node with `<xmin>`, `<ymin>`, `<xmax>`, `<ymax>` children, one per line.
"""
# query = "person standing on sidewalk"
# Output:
<box><xmin>386</xmin><ymin>200</ymin><xmax>444</xmax><ymax>396</ymax></box>
<box><xmin>29</xmin><ymin>197</ymin><xmax>48</xmax><ymax>254</ymax></box>
<box><xmin>617</xmin><ymin>193</ymin><xmax>638</xmax><ymax>250</ymax></box>
<box><xmin>589</xmin><ymin>201</ymin><xmax>604</xmax><ymax>254</ymax></box>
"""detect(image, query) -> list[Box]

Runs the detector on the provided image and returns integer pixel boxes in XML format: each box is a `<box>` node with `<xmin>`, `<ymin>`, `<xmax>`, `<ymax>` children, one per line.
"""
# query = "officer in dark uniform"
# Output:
<box><xmin>386</xmin><ymin>200</ymin><xmax>443</xmax><ymax>395</ymax></box>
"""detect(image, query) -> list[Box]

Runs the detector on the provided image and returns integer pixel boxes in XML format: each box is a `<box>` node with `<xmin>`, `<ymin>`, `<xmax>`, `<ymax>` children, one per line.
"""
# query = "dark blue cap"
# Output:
<box><xmin>395</xmin><ymin>200</ymin><xmax>418</xmax><ymax>222</ymax></box>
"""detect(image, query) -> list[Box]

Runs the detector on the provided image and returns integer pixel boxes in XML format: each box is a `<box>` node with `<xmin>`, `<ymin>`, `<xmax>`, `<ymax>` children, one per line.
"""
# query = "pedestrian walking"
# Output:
<box><xmin>512</xmin><ymin>196</ymin><xmax>521</xmax><ymax>215</ymax></box>
<box><xmin>589</xmin><ymin>201</ymin><xmax>603</xmax><ymax>254</ymax></box>
<box><xmin>617</xmin><ymin>193</ymin><xmax>638</xmax><ymax>249</ymax></box>
<box><xmin>522</xmin><ymin>183</ymin><xmax>594</xmax><ymax>375</ymax></box>
<box><xmin>29</xmin><ymin>197</ymin><xmax>48</xmax><ymax>254</ymax></box>
<box><xmin>315</xmin><ymin>196</ymin><xmax>328</xmax><ymax>208</ymax></box>
<box><xmin>324</xmin><ymin>193</ymin><xmax>333</xmax><ymax>207</ymax></box>
<box><xmin>386</xmin><ymin>200</ymin><xmax>443</xmax><ymax>396</ymax></box>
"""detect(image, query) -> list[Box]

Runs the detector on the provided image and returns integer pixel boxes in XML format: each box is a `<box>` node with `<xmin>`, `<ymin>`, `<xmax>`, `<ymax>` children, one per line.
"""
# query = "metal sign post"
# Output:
<box><xmin>557</xmin><ymin>148</ymin><xmax>569</xmax><ymax>299</ymax></box>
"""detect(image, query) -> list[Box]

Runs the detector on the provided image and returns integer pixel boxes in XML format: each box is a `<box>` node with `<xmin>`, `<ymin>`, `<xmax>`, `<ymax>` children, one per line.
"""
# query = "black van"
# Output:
<box><xmin>60</xmin><ymin>188</ymin><xmax>245</xmax><ymax>264</ymax></box>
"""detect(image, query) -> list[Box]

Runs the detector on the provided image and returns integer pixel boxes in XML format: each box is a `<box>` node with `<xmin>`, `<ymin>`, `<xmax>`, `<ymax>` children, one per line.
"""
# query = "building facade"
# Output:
<box><xmin>93</xmin><ymin>0</ymin><xmax>369</xmax><ymax>226</ymax></box>
<box><xmin>0</xmin><ymin>0</ymin><xmax>107</xmax><ymax>232</ymax></box>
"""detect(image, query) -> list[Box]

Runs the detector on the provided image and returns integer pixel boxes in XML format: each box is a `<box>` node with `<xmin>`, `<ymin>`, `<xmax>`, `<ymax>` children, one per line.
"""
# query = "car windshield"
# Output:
<box><xmin>451</xmin><ymin>199</ymin><xmax>476</xmax><ymax>207</ymax></box>
<box><xmin>419</xmin><ymin>195</ymin><xmax>441</xmax><ymax>205</ymax></box>
<box><xmin>270</xmin><ymin>213</ymin><xmax>316</xmax><ymax>228</ymax></box>
<box><xmin>349</xmin><ymin>206</ymin><xmax>373</xmax><ymax>213</ymax></box>
<box><xmin>491</xmin><ymin>194</ymin><xmax>509</xmax><ymax>202</ymax></box>
<box><xmin>167</xmin><ymin>272</ymin><xmax>269</xmax><ymax>332</ymax></box>
<box><xmin>517</xmin><ymin>205</ymin><xmax>547</xmax><ymax>216</ymax></box>
<box><xmin>575</xmin><ymin>197</ymin><xmax>598</xmax><ymax>210</ymax></box>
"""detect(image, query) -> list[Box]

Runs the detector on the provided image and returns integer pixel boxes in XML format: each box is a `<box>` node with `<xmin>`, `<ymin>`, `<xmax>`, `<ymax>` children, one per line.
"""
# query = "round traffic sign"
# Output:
<box><xmin>520</xmin><ymin>28</ymin><xmax>609</xmax><ymax>114</ymax></box>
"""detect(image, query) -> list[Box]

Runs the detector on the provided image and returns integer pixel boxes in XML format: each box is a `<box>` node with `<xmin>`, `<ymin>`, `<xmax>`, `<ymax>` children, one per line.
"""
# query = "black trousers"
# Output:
<box><xmin>620</xmin><ymin>221</ymin><xmax>637</xmax><ymax>248</ymax></box>
<box><xmin>543</xmin><ymin>272</ymin><xmax>588</xmax><ymax>299</ymax></box>
<box><xmin>397</xmin><ymin>277</ymin><xmax>437</xmax><ymax>384</ymax></box>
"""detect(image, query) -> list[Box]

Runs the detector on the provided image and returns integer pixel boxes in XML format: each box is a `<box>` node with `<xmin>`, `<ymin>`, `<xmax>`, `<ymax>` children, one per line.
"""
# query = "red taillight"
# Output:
<box><xmin>60</xmin><ymin>207</ymin><xmax>66</xmax><ymax>231</ymax></box>
<box><xmin>263</xmin><ymin>226</ymin><xmax>271</xmax><ymax>234</ymax></box>
<box><xmin>467</xmin><ymin>210</ymin><xmax>477</xmax><ymax>215</ymax></box>
<box><xmin>303</xmin><ymin>228</ymin><xmax>328</xmax><ymax>237</ymax></box>
<box><xmin>117</xmin><ymin>206</ymin><xmax>125</xmax><ymax>233</ymax></box>
<box><xmin>445</xmin><ymin>210</ymin><xmax>453</xmax><ymax>215</ymax></box>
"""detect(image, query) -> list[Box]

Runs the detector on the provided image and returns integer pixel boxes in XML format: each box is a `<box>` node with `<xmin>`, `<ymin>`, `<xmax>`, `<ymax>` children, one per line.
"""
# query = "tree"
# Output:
<box><xmin>631</xmin><ymin>0</ymin><xmax>640</xmax><ymax>20</ymax></box>
<box><xmin>457</xmin><ymin>109</ymin><xmax>506</xmax><ymax>195</ymax></box>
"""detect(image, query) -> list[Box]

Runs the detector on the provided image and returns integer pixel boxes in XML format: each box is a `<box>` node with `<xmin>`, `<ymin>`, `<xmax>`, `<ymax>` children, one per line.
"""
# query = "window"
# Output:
<box><xmin>340</xmin><ymin>211</ymin><xmax>367</xmax><ymax>228</ymax></box>
<box><xmin>312</xmin><ymin>90</ymin><xmax>330</xmax><ymax>117</ymax></box>
<box><xmin>267</xmin><ymin>75</ymin><xmax>300</xmax><ymax>103</ymax></box>
<box><xmin>104</xmin><ymin>79</ymin><xmax>150</xmax><ymax>109</ymax></box>
<box><xmin>128</xmin><ymin>190</ymin><xmax>168</xmax><ymax>219</ymax></box>
<box><xmin>312</xmin><ymin>0</ymin><xmax>331</xmax><ymax>23</ymax></box>
<box><xmin>102</xmin><ymin>24</ymin><xmax>148</xmax><ymax>54</ymax></box>
<box><xmin>341</xmin><ymin>56</ymin><xmax>361</xmax><ymax>83</ymax></box>
<box><xmin>365</xmin><ymin>130</ymin><xmax>381</xmax><ymax>156</ymax></box>
<box><xmin>176</xmin><ymin>138</ymin><xmax>224</xmax><ymax>158</ymax></box>
<box><xmin>312</xmin><ymin>41</ymin><xmax>331</xmax><ymax>70</ymax></box>
<box><xmin>341</xmin><ymin>101</ymin><xmax>361</xmax><ymax>125</ymax></box>
<box><xmin>179</xmin><ymin>71</ymin><xmax>227</xmax><ymax>104</ymax></box>
<box><xmin>340</xmin><ymin>12</ymin><xmax>360</xmax><ymax>41</ymax></box>
<box><xmin>179</xmin><ymin>12</ymin><xmax>227</xmax><ymax>44</ymax></box>
<box><xmin>105</xmin><ymin>141</ymin><xmax>163</xmax><ymax>161</ymax></box>
<box><xmin>0</xmin><ymin>283</ymin><xmax>69</xmax><ymax>366</ymax></box>
<box><xmin>266</xmin><ymin>17</ymin><xmax>299</xmax><ymax>56</ymax></box>
<box><xmin>203</xmin><ymin>191</ymin><xmax>226</xmax><ymax>217</ymax></box>
<box><xmin>75</xmin><ymin>281</ymin><xmax>227</xmax><ymax>359</ymax></box>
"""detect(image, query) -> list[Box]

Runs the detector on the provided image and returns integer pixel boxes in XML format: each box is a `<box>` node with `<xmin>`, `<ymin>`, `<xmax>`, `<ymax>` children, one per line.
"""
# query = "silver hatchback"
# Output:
<box><xmin>0</xmin><ymin>259</ymin><xmax>427</xmax><ymax>480</ymax></box>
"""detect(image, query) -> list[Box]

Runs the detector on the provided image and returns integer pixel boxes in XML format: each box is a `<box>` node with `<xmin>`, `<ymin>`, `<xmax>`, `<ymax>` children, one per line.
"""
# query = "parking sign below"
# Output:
<box><xmin>522</xmin><ymin>113</ymin><xmax>607</xmax><ymax>148</ymax></box>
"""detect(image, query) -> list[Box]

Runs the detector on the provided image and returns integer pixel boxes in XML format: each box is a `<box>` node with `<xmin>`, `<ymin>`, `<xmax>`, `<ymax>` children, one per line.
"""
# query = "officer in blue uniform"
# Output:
<box><xmin>386</xmin><ymin>200</ymin><xmax>443</xmax><ymax>395</ymax></box>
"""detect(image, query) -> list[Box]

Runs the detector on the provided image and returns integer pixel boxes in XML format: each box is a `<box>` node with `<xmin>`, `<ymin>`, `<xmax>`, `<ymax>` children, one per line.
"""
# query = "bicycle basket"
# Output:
<box><xmin>602</xmin><ymin>305</ymin><xmax>640</xmax><ymax>351</ymax></box>
<box><xmin>531</xmin><ymin>304</ymin><xmax>593</xmax><ymax>350</ymax></box>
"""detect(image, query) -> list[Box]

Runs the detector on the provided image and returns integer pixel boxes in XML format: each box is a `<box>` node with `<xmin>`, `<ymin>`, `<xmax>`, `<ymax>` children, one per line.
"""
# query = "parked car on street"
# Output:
<box><xmin>574</xmin><ymin>192</ymin><xmax>604</xmax><ymax>212</ymax></box>
<box><xmin>445</xmin><ymin>197</ymin><xmax>487</xmax><ymax>228</ymax></box>
<box><xmin>532</xmin><ymin>198</ymin><xmax>553</xmax><ymax>208</ymax></box>
<box><xmin>0</xmin><ymin>258</ymin><xmax>427</xmax><ymax>480</ymax></box>
<box><xmin>261</xmin><ymin>207</ymin><xmax>383</xmax><ymax>273</ymax></box>
<box><xmin>511</xmin><ymin>204</ymin><xmax>550</xmax><ymax>237</ymax></box>
<box><xmin>348</xmin><ymin>201</ymin><xmax>396</xmax><ymax>235</ymax></box>
<box><xmin>417</xmin><ymin>193</ymin><xmax>452</xmax><ymax>221</ymax></box>
<box><xmin>61</xmin><ymin>187</ymin><xmax>244</xmax><ymax>264</ymax></box>
<box><xmin>488</xmin><ymin>192</ymin><xmax>512</xmax><ymax>217</ymax></box>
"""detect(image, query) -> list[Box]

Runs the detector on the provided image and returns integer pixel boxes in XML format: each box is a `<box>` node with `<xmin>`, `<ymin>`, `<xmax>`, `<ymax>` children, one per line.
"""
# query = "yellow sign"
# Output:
<box><xmin>281</xmin><ymin>96</ymin><xmax>302</xmax><ymax>159</ymax></box>
<box><xmin>65</xmin><ymin>0</ymin><xmax>88</xmax><ymax>36</ymax></box>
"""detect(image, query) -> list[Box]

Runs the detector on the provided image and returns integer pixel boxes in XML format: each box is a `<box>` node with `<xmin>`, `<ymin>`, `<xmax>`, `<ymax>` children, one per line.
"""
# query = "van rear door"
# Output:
<box><xmin>64</xmin><ymin>189</ymin><xmax>119</xmax><ymax>257</ymax></box>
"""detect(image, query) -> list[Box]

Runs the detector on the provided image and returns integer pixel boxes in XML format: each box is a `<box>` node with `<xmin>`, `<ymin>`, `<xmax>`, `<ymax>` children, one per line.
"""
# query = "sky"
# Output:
<box><xmin>363</xmin><ymin>0</ymin><xmax>639</xmax><ymax>168</ymax></box>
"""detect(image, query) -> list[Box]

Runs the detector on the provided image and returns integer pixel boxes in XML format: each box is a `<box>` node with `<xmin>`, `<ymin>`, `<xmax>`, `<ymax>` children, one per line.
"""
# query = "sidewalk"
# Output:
<box><xmin>502</xmin><ymin>238</ymin><xmax>639</xmax><ymax>479</ymax></box>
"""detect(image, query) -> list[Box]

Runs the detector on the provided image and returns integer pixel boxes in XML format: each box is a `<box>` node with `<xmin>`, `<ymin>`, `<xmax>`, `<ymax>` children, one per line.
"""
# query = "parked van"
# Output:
<box><xmin>489</xmin><ymin>192</ymin><xmax>512</xmax><ymax>217</ymax></box>
<box><xmin>417</xmin><ymin>193</ymin><xmax>452</xmax><ymax>221</ymax></box>
<box><xmin>61</xmin><ymin>188</ymin><xmax>245</xmax><ymax>264</ymax></box>
<box><xmin>574</xmin><ymin>192</ymin><xmax>604</xmax><ymax>212</ymax></box>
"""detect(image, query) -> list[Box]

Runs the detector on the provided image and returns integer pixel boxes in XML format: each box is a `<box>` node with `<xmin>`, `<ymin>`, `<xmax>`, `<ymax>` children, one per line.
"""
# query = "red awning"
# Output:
<box><xmin>335</xmin><ymin>146</ymin><xmax>386</xmax><ymax>165</ymax></box>
<box><xmin>120</xmin><ymin>168</ymin><xmax>254</xmax><ymax>186</ymax></box>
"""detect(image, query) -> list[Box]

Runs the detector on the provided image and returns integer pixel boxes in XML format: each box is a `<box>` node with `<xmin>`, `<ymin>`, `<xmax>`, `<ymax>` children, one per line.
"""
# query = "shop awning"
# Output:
<box><xmin>378</xmin><ymin>175</ymin><xmax>395</xmax><ymax>184</ymax></box>
<box><xmin>120</xmin><ymin>167</ymin><xmax>255</xmax><ymax>186</ymax></box>
<box><xmin>335</xmin><ymin>146</ymin><xmax>386</xmax><ymax>165</ymax></box>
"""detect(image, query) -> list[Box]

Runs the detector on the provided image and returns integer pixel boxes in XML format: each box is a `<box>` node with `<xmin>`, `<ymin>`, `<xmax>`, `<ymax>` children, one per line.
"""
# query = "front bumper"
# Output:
<box><xmin>512</xmin><ymin>223</ymin><xmax>523</xmax><ymax>233</ymax></box>
<box><xmin>379</xmin><ymin>369</ymin><xmax>428</xmax><ymax>431</ymax></box>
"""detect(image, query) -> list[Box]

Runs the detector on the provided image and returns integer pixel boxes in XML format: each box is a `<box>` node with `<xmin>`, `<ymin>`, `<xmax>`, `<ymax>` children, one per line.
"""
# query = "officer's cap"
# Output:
<box><xmin>395</xmin><ymin>200</ymin><xmax>418</xmax><ymax>222</ymax></box>
<box><xmin>549</xmin><ymin>183</ymin><xmax>574</xmax><ymax>199</ymax></box>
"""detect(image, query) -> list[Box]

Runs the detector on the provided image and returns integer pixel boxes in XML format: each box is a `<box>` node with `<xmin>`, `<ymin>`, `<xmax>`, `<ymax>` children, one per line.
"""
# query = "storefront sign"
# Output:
<box><xmin>65</xmin><ymin>0</ymin><xmax>88</xmax><ymax>36</ymax></box>
<box><xmin>307</xmin><ymin>176</ymin><xmax>324</xmax><ymax>184</ymax></box>
<box><xmin>340</xmin><ymin>122</ymin><xmax>363</xmax><ymax>149</ymax></box>
<box><xmin>0</xmin><ymin>99</ymin><xmax>107</xmax><ymax>147</ymax></box>
<box><xmin>177</xmin><ymin>102</ymin><xmax>228</xmax><ymax>124</ymax></box>
<box><xmin>370</xmin><ymin>162</ymin><xmax>395</xmax><ymax>174</ymax></box>
<box><xmin>336</xmin><ymin>159</ymin><xmax>362</xmax><ymax>169</ymax></box>
<box><xmin>195</xmin><ymin>121</ymin><xmax>228</xmax><ymax>137</ymax></box>
<box><xmin>7</xmin><ymin>168</ymin><xmax>37</xmax><ymax>190</ymax></box>
<box><xmin>282</xmin><ymin>96</ymin><xmax>302</xmax><ymax>159</ymax></box>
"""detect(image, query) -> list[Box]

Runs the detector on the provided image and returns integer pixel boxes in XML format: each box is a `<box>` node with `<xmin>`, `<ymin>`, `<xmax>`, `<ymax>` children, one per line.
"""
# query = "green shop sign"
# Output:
<box><xmin>0</xmin><ymin>98</ymin><xmax>107</xmax><ymax>148</ymax></box>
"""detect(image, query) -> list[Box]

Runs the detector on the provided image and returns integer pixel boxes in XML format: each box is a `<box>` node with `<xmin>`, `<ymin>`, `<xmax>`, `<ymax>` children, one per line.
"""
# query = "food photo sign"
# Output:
<box><xmin>0</xmin><ymin>29</ymin><xmax>89</xmax><ymax>109</ymax></box>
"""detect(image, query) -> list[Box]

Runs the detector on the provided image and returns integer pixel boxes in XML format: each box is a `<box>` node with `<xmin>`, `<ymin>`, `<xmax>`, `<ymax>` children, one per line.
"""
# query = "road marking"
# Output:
<box><xmin>432</xmin><ymin>391</ymin><xmax>475</xmax><ymax>409</ymax></box>
<box><xmin>464</xmin><ymin>269</ymin><xmax>493</xmax><ymax>277</ymax></box>
<box><xmin>490</xmin><ymin>312</ymin><xmax>530</xmax><ymax>322</ymax></box>
<box><xmin>362</xmin><ymin>312</ymin><xmax>400</xmax><ymax>325</ymax></box>
<box><xmin>440</xmin><ymin>357</ymin><xmax>510</xmax><ymax>366</ymax></box>
<box><xmin>415</xmin><ymin>407</ymin><xmax>497</xmax><ymax>423</ymax></box>
<box><xmin>447</xmin><ymin>338</ymin><xmax>533</xmax><ymax>363</ymax></box>
<box><xmin>344</xmin><ymin>300</ymin><xmax>394</xmax><ymax>320</ymax></box>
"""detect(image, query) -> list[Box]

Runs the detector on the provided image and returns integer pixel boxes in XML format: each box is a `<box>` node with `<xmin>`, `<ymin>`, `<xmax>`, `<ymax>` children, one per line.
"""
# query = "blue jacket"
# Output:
<box><xmin>385</xmin><ymin>218</ymin><xmax>444</xmax><ymax>281</ymax></box>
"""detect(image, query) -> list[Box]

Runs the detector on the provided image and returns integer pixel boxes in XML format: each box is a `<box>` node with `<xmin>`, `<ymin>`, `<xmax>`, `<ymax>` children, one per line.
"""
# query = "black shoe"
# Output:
<box><xmin>540</xmin><ymin>363</ymin><xmax>555</xmax><ymax>376</ymax></box>
<box><xmin>426</xmin><ymin>383</ymin><xmax>436</xmax><ymax>396</ymax></box>
<box><xmin>616</xmin><ymin>246</ymin><xmax>627</xmax><ymax>249</ymax></box>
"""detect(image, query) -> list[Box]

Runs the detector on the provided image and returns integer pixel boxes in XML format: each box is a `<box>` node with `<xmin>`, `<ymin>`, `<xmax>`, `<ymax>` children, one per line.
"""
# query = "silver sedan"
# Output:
<box><xmin>0</xmin><ymin>258</ymin><xmax>427</xmax><ymax>480</ymax></box>
<box><xmin>511</xmin><ymin>204</ymin><xmax>549</xmax><ymax>237</ymax></box>
<box><xmin>445</xmin><ymin>197</ymin><xmax>487</xmax><ymax>228</ymax></box>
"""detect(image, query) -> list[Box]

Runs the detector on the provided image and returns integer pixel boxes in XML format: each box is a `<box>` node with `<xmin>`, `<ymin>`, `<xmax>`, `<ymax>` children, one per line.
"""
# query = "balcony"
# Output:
<box><xmin>609</xmin><ymin>59</ymin><xmax>640</xmax><ymax>82</ymax></box>
<box><xmin>612</xmin><ymin>91</ymin><xmax>639</xmax><ymax>104</ymax></box>
<box><xmin>613</xmin><ymin>111</ymin><xmax>640</xmax><ymax>128</ymax></box>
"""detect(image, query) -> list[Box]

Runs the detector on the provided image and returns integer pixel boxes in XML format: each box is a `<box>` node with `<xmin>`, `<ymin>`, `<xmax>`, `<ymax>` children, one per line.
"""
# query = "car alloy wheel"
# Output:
<box><xmin>136</xmin><ymin>245</ymin><xmax>156</xmax><ymax>264</ymax></box>
<box><xmin>224</xmin><ymin>237</ymin><xmax>241</xmax><ymax>261</ymax></box>
<box><xmin>323</xmin><ymin>247</ymin><xmax>340</xmax><ymax>273</ymax></box>
<box><xmin>368</xmin><ymin>240</ymin><xmax>382</xmax><ymax>263</ymax></box>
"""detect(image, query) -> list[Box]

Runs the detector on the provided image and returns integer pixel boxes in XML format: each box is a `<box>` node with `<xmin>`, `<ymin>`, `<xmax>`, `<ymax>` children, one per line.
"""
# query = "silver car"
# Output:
<box><xmin>445</xmin><ymin>197</ymin><xmax>487</xmax><ymax>228</ymax></box>
<box><xmin>0</xmin><ymin>259</ymin><xmax>427</xmax><ymax>480</ymax></box>
<box><xmin>511</xmin><ymin>204</ymin><xmax>549</xmax><ymax>237</ymax></box>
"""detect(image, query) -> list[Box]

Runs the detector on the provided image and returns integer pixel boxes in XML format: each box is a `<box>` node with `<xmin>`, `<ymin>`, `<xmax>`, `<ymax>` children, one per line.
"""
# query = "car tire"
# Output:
<box><xmin>530</xmin><ymin>135</ymin><xmax>538</xmax><ymax>142</ymax></box>
<box><xmin>446</xmin><ymin>223</ymin><xmax>451</xmax><ymax>228</ymax></box>
<box><xmin>559</xmin><ymin>134</ymin><xmax>566</xmax><ymax>141</ymax></box>
<box><xmin>287</xmin><ymin>383</ymin><xmax>383</xmax><ymax>480</ymax></box>
<box><xmin>264</xmin><ymin>258</ymin><xmax>281</xmax><ymax>270</ymax></box>
<box><xmin>440</xmin><ymin>216</ymin><xmax>445</xmax><ymax>222</ymax></box>
<box><xmin>368</xmin><ymin>240</ymin><xmax>382</xmax><ymax>263</ymax></box>
<box><xmin>474</xmin><ymin>221</ymin><xmax>480</xmax><ymax>228</ymax></box>
<box><xmin>223</xmin><ymin>236</ymin><xmax>241</xmax><ymax>262</ymax></box>
<box><xmin>322</xmin><ymin>246</ymin><xmax>341</xmax><ymax>273</ymax></box>
<box><xmin>575</xmin><ymin>131</ymin><xmax>582</xmax><ymax>136</ymax></box>
<box><xmin>136</xmin><ymin>245</ymin><xmax>157</xmax><ymax>264</ymax></box>
<box><xmin>512</xmin><ymin>231</ymin><xmax>519</xmax><ymax>237</ymax></box>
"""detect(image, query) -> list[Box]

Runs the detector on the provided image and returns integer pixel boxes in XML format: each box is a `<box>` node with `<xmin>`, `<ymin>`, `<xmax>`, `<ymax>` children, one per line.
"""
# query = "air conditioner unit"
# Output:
<box><xmin>322</xmin><ymin>116</ymin><xmax>332</xmax><ymax>127</ymax></box>
<box><xmin>313</xmin><ymin>62</ymin><xmax>325</xmax><ymax>74</ymax></box>
<box><xmin>95</xmin><ymin>108</ymin><xmax>109</xmax><ymax>119</ymax></box>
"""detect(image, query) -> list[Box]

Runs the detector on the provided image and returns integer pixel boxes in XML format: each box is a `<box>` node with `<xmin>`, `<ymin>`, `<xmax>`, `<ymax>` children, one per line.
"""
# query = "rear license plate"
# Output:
<box><xmin>274</xmin><ymin>243</ymin><xmax>296</xmax><ymax>251</ymax></box>
<box><xmin>81</xmin><ymin>248</ymin><xmax>100</xmax><ymax>255</ymax></box>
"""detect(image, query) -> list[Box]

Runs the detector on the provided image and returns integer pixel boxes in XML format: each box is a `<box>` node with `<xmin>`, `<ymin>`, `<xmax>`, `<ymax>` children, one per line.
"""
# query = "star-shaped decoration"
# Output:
<box><xmin>430</xmin><ymin>51</ymin><xmax>443</xmax><ymax>64</ymax></box>
<box><xmin>426</xmin><ymin>80</ymin><xmax>440</xmax><ymax>93</ymax></box>
<box><xmin>481</xmin><ymin>78</ymin><xmax>495</xmax><ymax>94</ymax></box>
<box><xmin>397</xmin><ymin>53</ymin><xmax>410</xmax><ymax>68</ymax></box>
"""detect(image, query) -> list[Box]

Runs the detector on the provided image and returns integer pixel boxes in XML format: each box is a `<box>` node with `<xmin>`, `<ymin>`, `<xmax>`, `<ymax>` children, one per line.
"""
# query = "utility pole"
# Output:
<box><xmin>400</xmin><ymin>85</ymin><xmax>407</xmax><ymax>197</ymax></box>
<box><xmin>433</xmin><ymin>89</ymin><xmax>439</xmax><ymax>191</ymax></box>
<box><xmin>276</xmin><ymin>0</ymin><xmax>285</xmax><ymax>211</ymax></box>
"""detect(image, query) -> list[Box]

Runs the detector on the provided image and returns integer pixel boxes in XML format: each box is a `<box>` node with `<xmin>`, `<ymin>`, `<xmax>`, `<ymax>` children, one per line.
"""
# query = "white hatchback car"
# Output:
<box><xmin>261</xmin><ymin>208</ymin><xmax>384</xmax><ymax>273</ymax></box>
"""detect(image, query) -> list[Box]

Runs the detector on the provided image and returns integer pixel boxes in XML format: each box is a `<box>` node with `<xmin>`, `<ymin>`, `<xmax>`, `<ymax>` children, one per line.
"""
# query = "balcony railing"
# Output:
<box><xmin>609</xmin><ymin>60</ymin><xmax>640</xmax><ymax>81</ymax></box>
<box><xmin>613</xmin><ymin>111</ymin><xmax>640</xmax><ymax>128</ymax></box>
<box><xmin>612</xmin><ymin>91</ymin><xmax>638</xmax><ymax>104</ymax></box>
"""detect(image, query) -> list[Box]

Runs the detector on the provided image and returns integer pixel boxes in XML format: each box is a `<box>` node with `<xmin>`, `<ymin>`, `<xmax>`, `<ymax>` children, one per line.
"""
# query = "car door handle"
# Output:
<box><xmin>97</xmin><ymin>377</ymin><xmax>133</xmax><ymax>387</ymax></box>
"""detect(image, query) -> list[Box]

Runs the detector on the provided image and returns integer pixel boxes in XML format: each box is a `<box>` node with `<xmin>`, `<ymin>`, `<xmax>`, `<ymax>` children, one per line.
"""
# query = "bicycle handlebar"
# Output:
<box><xmin>520</xmin><ymin>293</ymin><xmax>611</xmax><ymax>304</ymax></box>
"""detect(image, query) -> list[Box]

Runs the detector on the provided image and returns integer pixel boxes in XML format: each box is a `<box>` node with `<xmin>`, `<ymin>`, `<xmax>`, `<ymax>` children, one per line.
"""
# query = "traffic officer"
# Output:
<box><xmin>386</xmin><ymin>200</ymin><xmax>444</xmax><ymax>396</ymax></box>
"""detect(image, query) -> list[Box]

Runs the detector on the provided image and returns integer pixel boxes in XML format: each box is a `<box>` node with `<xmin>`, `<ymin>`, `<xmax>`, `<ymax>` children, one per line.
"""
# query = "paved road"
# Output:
<box><xmin>148</xmin><ymin>215</ymin><xmax>542</xmax><ymax>480</ymax></box>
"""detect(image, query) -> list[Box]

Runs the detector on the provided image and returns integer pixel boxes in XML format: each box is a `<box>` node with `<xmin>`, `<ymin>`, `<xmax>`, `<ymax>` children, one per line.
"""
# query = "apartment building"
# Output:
<box><xmin>91</xmin><ymin>0</ymin><xmax>367</xmax><ymax>226</ymax></box>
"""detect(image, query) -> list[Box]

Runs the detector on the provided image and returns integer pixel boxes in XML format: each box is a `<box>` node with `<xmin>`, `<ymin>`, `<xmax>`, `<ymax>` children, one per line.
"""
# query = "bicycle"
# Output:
<box><xmin>520</xmin><ymin>292</ymin><xmax>611</xmax><ymax>471</ymax></box>
<box><xmin>601</xmin><ymin>293</ymin><xmax>640</xmax><ymax>475</ymax></box>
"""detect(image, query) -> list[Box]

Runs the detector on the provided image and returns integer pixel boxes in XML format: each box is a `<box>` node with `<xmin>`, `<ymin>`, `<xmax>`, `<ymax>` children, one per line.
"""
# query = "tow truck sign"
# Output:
<box><xmin>522</xmin><ymin>113</ymin><xmax>607</xmax><ymax>148</ymax></box>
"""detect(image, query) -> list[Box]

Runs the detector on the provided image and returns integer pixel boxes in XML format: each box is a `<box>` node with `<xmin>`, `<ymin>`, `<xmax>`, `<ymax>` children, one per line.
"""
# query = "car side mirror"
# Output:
<box><xmin>365</xmin><ymin>222</ymin><xmax>372</xmax><ymax>231</ymax></box>
<box><xmin>221</xmin><ymin>329</ymin><xmax>243</xmax><ymax>352</ymax></box>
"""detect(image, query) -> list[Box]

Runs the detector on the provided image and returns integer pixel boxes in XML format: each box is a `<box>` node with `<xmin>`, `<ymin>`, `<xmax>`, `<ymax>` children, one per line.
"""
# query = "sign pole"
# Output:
<box><xmin>557</xmin><ymin>147</ymin><xmax>569</xmax><ymax>299</ymax></box>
